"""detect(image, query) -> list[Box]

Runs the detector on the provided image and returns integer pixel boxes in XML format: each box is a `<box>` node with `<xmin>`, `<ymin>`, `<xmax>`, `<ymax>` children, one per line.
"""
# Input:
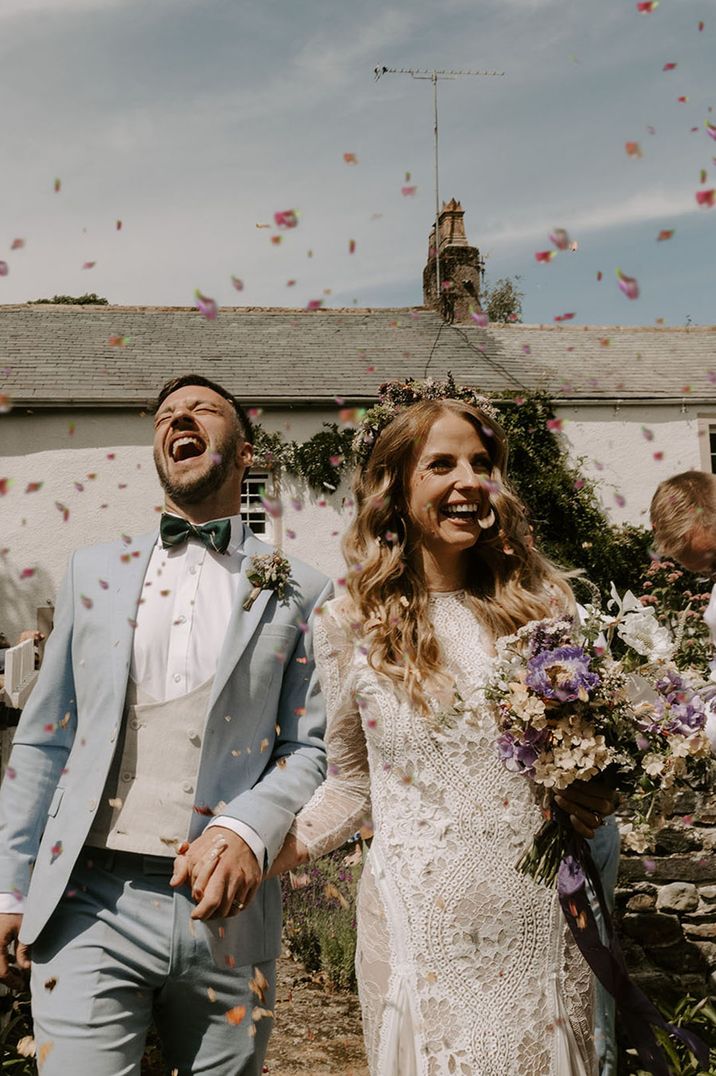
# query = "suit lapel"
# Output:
<box><xmin>108</xmin><ymin>532</ymin><xmax>157</xmax><ymax>711</ymax></box>
<box><xmin>208</xmin><ymin>531</ymin><xmax>275</xmax><ymax>711</ymax></box>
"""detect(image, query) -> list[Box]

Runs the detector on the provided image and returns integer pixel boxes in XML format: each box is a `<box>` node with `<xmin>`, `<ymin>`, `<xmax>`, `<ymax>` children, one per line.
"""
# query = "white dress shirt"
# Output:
<box><xmin>0</xmin><ymin>515</ymin><xmax>265</xmax><ymax>915</ymax></box>
<box><xmin>130</xmin><ymin>513</ymin><xmax>265</xmax><ymax>864</ymax></box>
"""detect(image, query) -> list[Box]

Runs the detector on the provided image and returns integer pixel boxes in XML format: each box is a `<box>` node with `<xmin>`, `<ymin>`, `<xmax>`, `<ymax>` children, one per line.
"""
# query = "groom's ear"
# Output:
<box><xmin>237</xmin><ymin>438</ymin><xmax>254</xmax><ymax>469</ymax></box>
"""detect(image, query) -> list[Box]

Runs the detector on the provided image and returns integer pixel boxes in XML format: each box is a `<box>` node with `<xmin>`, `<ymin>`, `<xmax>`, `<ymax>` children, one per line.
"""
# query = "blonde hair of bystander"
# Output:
<box><xmin>650</xmin><ymin>470</ymin><xmax>716</xmax><ymax>560</ymax></box>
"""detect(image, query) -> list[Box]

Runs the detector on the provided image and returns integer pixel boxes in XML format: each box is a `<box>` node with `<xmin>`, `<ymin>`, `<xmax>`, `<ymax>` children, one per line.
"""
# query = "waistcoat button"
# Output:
<box><xmin>121</xmin><ymin>772</ymin><xmax>133</xmax><ymax>782</ymax></box>
<box><xmin>130</xmin><ymin>719</ymin><xmax>140</xmax><ymax>730</ymax></box>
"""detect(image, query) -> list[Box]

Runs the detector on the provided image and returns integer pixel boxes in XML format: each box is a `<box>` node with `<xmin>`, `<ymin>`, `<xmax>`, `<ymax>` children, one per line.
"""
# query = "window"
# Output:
<box><xmin>241</xmin><ymin>471</ymin><xmax>272</xmax><ymax>537</ymax></box>
<box><xmin>710</xmin><ymin>426</ymin><xmax>716</xmax><ymax>474</ymax></box>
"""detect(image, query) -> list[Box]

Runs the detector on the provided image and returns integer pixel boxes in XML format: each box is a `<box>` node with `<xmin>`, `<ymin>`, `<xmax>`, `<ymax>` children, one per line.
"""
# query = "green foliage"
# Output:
<box><xmin>251</xmin><ymin>425</ymin><xmax>294</xmax><ymax>474</ymax></box>
<box><xmin>28</xmin><ymin>294</ymin><xmax>108</xmax><ymax>305</ymax></box>
<box><xmin>497</xmin><ymin>393</ymin><xmax>652</xmax><ymax>598</ymax></box>
<box><xmin>291</xmin><ymin>424</ymin><xmax>355</xmax><ymax>493</ymax></box>
<box><xmin>622</xmin><ymin>993</ymin><xmax>716</xmax><ymax>1074</ymax></box>
<box><xmin>483</xmin><ymin>276</ymin><xmax>523</xmax><ymax>324</ymax></box>
<box><xmin>281</xmin><ymin>844</ymin><xmax>363</xmax><ymax>991</ymax></box>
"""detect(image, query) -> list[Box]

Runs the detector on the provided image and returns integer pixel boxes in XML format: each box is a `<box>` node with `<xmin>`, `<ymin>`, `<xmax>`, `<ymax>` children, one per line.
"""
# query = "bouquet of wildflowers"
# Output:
<box><xmin>487</xmin><ymin>585</ymin><xmax>712</xmax><ymax>887</ymax></box>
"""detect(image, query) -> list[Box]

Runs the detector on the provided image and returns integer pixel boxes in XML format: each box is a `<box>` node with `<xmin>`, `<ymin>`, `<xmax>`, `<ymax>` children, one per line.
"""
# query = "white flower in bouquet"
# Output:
<box><xmin>608</xmin><ymin>584</ymin><xmax>674</xmax><ymax>662</ymax></box>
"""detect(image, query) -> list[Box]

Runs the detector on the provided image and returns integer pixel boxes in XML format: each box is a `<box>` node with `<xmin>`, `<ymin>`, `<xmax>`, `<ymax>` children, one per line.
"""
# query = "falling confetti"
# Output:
<box><xmin>401</xmin><ymin>185</ymin><xmax>417</xmax><ymax>196</ymax></box>
<box><xmin>0</xmin><ymin>479</ymin><xmax>10</xmax><ymax>495</ymax></box>
<box><xmin>636</xmin><ymin>1</ymin><xmax>658</xmax><ymax>10</ymax></box>
<box><xmin>25</xmin><ymin>482</ymin><xmax>43</xmax><ymax>493</ymax></box>
<box><xmin>274</xmin><ymin>209</ymin><xmax>299</xmax><ymax>229</ymax></box>
<box><xmin>20</xmin><ymin>568</ymin><xmax>36</xmax><ymax>579</ymax></box>
<box><xmin>194</xmin><ymin>289</ymin><xmax>218</xmax><ymax>319</ymax></box>
<box><xmin>270</xmin><ymin>235</ymin><xmax>283</xmax><ymax>246</ymax></box>
<box><xmin>55</xmin><ymin>502</ymin><xmax>70</xmax><ymax>522</ymax></box>
<box><xmin>553</xmin><ymin>312</ymin><xmax>576</xmax><ymax>322</ymax></box>
<box><xmin>343</xmin><ymin>152</ymin><xmax>358</xmax><ymax>164</ymax></box>
<box><xmin>80</xmin><ymin>595</ymin><xmax>93</xmax><ymax>609</ymax></box>
<box><xmin>470</xmin><ymin>311</ymin><xmax>489</xmax><ymax>327</ymax></box>
<box><xmin>306</xmin><ymin>299</ymin><xmax>323</xmax><ymax>310</ymax></box>
<box><xmin>348</xmin><ymin>239</ymin><xmax>356</xmax><ymax>254</ymax></box>
<box><xmin>50</xmin><ymin>840</ymin><xmax>63</xmax><ymax>863</ymax></box>
<box><xmin>677</xmin><ymin>96</ymin><xmax>688</xmax><ymax>104</ymax></box>
<box><xmin>642</xmin><ymin>427</ymin><xmax>655</xmax><ymax>441</ymax></box>
<box><xmin>546</xmin><ymin>419</ymin><xmax>563</xmax><ymax>432</ymax></box>
<box><xmin>616</xmin><ymin>268</ymin><xmax>640</xmax><ymax>300</ymax></box>
<box><xmin>549</xmin><ymin>228</ymin><xmax>571</xmax><ymax>250</ymax></box>
<box><xmin>0</xmin><ymin>394</ymin><xmax>11</xmax><ymax>413</ymax></box>
<box><xmin>625</xmin><ymin>142</ymin><xmax>642</xmax><ymax>158</ymax></box>
<box><xmin>225</xmin><ymin>1005</ymin><xmax>247</xmax><ymax>1026</ymax></box>
<box><xmin>286</xmin><ymin>279</ymin><xmax>296</xmax><ymax>286</ymax></box>
<box><xmin>695</xmin><ymin>189</ymin><xmax>716</xmax><ymax>207</ymax></box>
<box><xmin>230</xmin><ymin>276</ymin><xmax>244</xmax><ymax>291</ymax></box>
<box><xmin>0</xmin><ymin>262</ymin><xmax>8</xmax><ymax>277</ymax></box>
<box><xmin>662</xmin><ymin>63</ymin><xmax>677</xmax><ymax>72</ymax></box>
<box><xmin>535</xmin><ymin>250</ymin><xmax>556</xmax><ymax>263</ymax></box>
<box><xmin>596</xmin><ymin>271</ymin><xmax>603</xmax><ymax>281</ymax></box>
<box><xmin>10</xmin><ymin>238</ymin><xmax>25</xmax><ymax>250</ymax></box>
<box><xmin>116</xmin><ymin>220</ymin><xmax>122</xmax><ymax>230</ymax></box>
<box><xmin>54</xmin><ymin>177</ymin><xmax>61</xmax><ymax>192</ymax></box>
<box><xmin>82</xmin><ymin>261</ymin><xmax>96</xmax><ymax>270</ymax></box>
<box><xmin>699</xmin><ymin>20</ymin><xmax>704</xmax><ymax>31</ymax></box>
<box><xmin>657</xmin><ymin>229</ymin><xmax>674</xmax><ymax>241</ymax></box>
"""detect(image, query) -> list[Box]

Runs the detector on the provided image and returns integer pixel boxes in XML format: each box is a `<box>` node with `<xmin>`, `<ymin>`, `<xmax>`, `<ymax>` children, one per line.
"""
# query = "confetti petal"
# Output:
<box><xmin>625</xmin><ymin>141</ymin><xmax>642</xmax><ymax>158</ymax></box>
<box><xmin>82</xmin><ymin>261</ymin><xmax>96</xmax><ymax>270</ymax></box>
<box><xmin>54</xmin><ymin>177</ymin><xmax>61</xmax><ymax>192</ymax></box>
<box><xmin>343</xmin><ymin>152</ymin><xmax>358</xmax><ymax>164</ymax></box>
<box><xmin>656</xmin><ymin>229</ymin><xmax>674</xmax><ymax>241</ymax></box>
<box><xmin>231</xmin><ymin>275</ymin><xmax>244</xmax><ymax>291</ymax></box>
<box><xmin>553</xmin><ymin>312</ymin><xmax>576</xmax><ymax>322</ymax></box>
<box><xmin>470</xmin><ymin>311</ymin><xmax>489</xmax><ymax>326</ymax></box>
<box><xmin>225</xmin><ymin>1005</ymin><xmax>247</xmax><ymax>1026</ymax></box>
<box><xmin>348</xmin><ymin>239</ymin><xmax>356</xmax><ymax>254</ymax></box>
<box><xmin>636</xmin><ymin>1</ymin><xmax>658</xmax><ymax>10</ymax></box>
<box><xmin>695</xmin><ymin>189</ymin><xmax>716</xmax><ymax>207</ymax></box>
<box><xmin>194</xmin><ymin>289</ymin><xmax>218</xmax><ymax>319</ymax></box>
<box><xmin>10</xmin><ymin>238</ymin><xmax>25</xmax><ymax>250</ymax></box>
<box><xmin>401</xmin><ymin>185</ymin><xmax>417</xmax><ymax>196</ymax></box>
<box><xmin>549</xmin><ymin>228</ymin><xmax>571</xmax><ymax>250</ymax></box>
<box><xmin>274</xmin><ymin>210</ymin><xmax>299</xmax><ymax>229</ymax></box>
<box><xmin>0</xmin><ymin>262</ymin><xmax>8</xmax><ymax>277</ymax></box>
<box><xmin>662</xmin><ymin>62</ymin><xmax>677</xmax><ymax>71</ymax></box>
<box><xmin>616</xmin><ymin>268</ymin><xmax>640</xmax><ymax>300</ymax></box>
<box><xmin>535</xmin><ymin>250</ymin><xmax>557</xmax><ymax>263</ymax></box>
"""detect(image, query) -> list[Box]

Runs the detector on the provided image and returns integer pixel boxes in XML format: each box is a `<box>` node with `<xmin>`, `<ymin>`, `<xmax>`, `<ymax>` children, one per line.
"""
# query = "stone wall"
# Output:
<box><xmin>615</xmin><ymin>783</ymin><xmax>716</xmax><ymax>1005</ymax></box>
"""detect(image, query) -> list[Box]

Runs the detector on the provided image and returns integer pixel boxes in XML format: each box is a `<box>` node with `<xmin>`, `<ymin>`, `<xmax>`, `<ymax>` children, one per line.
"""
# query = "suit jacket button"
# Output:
<box><xmin>122</xmin><ymin>772</ymin><xmax>133</xmax><ymax>782</ymax></box>
<box><xmin>89</xmin><ymin>800</ymin><xmax>96</xmax><ymax>811</ymax></box>
<box><xmin>182</xmin><ymin>781</ymin><xmax>193</xmax><ymax>794</ymax></box>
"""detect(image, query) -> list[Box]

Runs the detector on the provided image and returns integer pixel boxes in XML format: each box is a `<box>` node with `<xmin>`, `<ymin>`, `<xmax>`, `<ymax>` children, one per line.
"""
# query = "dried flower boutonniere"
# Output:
<box><xmin>243</xmin><ymin>550</ymin><xmax>293</xmax><ymax>611</ymax></box>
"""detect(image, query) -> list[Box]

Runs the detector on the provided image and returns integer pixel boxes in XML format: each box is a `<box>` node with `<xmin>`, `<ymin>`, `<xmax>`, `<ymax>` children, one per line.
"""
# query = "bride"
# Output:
<box><xmin>269</xmin><ymin>385</ymin><xmax>615</xmax><ymax>1075</ymax></box>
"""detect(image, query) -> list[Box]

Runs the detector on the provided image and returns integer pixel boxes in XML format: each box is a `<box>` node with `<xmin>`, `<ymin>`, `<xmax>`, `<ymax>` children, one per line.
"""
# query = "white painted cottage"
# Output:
<box><xmin>0</xmin><ymin>298</ymin><xmax>715</xmax><ymax>643</ymax></box>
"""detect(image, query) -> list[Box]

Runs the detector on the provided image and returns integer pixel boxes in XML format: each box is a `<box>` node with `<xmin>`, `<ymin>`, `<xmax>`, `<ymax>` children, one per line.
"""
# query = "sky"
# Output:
<box><xmin>0</xmin><ymin>0</ymin><xmax>713</xmax><ymax>327</ymax></box>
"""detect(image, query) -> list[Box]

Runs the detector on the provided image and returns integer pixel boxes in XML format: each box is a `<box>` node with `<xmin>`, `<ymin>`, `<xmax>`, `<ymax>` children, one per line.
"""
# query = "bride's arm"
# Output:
<box><xmin>266</xmin><ymin>601</ymin><xmax>371</xmax><ymax>878</ymax></box>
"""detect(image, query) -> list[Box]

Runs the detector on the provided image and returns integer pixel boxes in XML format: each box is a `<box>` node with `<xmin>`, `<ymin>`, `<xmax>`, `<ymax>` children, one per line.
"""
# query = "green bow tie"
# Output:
<box><xmin>160</xmin><ymin>514</ymin><xmax>232</xmax><ymax>555</ymax></box>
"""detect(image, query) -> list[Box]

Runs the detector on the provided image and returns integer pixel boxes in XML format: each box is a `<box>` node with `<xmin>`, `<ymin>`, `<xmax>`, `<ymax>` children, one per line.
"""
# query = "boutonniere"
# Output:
<box><xmin>243</xmin><ymin>550</ymin><xmax>293</xmax><ymax>611</ymax></box>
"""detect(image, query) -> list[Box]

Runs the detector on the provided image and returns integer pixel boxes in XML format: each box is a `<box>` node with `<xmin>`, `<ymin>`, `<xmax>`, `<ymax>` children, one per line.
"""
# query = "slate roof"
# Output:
<box><xmin>1</xmin><ymin>304</ymin><xmax>715</xmax><ymax>407</ymax></box>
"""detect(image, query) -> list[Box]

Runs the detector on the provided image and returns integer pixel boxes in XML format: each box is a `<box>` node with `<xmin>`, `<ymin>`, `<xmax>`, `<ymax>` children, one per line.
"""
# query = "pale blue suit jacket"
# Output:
<box><xmin>0</xmin><ymin>527</ymin><xmax>332</xmax><ymax>965</ymax></box>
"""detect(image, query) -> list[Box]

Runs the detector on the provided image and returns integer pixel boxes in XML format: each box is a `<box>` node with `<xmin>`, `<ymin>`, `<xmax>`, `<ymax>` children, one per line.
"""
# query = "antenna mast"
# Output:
<box><xmin>374</xmin><ymin>66</ymin><xmax>504</xmax><ymax>302</ymax></box>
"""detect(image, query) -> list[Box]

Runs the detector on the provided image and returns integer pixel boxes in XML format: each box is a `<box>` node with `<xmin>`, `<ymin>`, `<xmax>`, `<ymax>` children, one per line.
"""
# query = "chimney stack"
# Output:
<box><xmin>423</xmin><ymin>199</ymin><xmax>485</xmax><ymax>323</ymax></box>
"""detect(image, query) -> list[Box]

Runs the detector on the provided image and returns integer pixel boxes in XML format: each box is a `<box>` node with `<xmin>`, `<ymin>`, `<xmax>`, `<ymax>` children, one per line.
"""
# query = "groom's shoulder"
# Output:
<box><xmin>70</xmin><ymin>531</ymin><xmax>156</xmax><ymax>568</ymax></box>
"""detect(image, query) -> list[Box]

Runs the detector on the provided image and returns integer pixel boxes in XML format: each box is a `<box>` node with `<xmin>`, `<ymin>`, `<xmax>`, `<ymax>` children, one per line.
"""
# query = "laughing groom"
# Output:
<box><xmin>0</xmin><ymin>374</ymin><xmax>332</xmax><ymax>1074</ymax></box>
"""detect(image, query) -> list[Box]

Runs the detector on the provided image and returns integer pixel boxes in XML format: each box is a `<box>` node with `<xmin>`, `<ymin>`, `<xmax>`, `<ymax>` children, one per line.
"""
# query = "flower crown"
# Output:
<box><xmin>352</xmin><ymin>373</ymin><xmax>500</xmax><ymax>469</ymax></box>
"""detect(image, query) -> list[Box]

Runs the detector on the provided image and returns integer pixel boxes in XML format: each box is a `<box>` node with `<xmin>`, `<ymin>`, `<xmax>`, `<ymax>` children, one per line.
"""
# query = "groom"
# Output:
<box><xmin>0</xmin><ymin>374</ymin><xmax>332</xmax><ymax>1074</ymax></box>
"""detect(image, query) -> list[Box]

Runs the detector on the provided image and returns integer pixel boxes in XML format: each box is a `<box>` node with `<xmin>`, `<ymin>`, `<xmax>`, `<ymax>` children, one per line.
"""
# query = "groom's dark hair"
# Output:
<box><xmin>155</xmin><ymin>374</ymin><xmax>253</xmax><ymax>444</ymax></box>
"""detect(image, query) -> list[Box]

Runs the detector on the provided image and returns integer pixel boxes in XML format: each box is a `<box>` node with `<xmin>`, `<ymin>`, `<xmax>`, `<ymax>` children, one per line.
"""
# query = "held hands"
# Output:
<box><xmin>554</xmin><ymin>779</ymin><xmax>618</xmax><ymax>840</ymax></box>
<box><xmin>0</xmin><ymin>913</ymin><xmax>30</xmax><ymax>990</ymax></box>
<box><xmin>170</xmin><ymin>827</ymin><xmax>262</xmax><ymax>921</ymax></box>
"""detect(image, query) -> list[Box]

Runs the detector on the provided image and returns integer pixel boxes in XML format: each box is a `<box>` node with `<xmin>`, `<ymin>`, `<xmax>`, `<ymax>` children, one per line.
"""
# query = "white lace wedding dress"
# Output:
<box><xmin>295</xmin><ymin>593</ymin><xmax>595</xmax><ymax>1076</ymax></box>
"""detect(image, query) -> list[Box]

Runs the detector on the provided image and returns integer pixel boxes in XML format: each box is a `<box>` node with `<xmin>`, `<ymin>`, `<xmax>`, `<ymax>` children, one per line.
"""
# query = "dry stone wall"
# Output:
<box><xmin>615</xmin><ymin>784</ymin><xmax>716</xmax><ymax>1005</ymax></box>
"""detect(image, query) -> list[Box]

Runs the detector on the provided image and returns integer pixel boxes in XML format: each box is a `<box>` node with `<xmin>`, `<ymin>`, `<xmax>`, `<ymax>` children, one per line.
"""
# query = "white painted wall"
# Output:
<box><xmin>555</xmin><ymin>402</ymin><xmax>705</xmax><ymax>526</ymax></box>
<box><xmin>1</xmin><ymin>400</ymin><xmax>710</xmax><ymax>640</ymax></box>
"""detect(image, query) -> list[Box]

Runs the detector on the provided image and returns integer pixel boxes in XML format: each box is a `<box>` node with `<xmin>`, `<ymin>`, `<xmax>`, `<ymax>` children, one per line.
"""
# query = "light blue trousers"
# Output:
<box><xmin>587</xmin><ymin>817</ymin><xmax>620</xmax><ymax>1076</ymax></box>
<box><xmin>30</xmin><ymin>849</ymin><xmax>275</xmax><ymax>1076</ymax></box>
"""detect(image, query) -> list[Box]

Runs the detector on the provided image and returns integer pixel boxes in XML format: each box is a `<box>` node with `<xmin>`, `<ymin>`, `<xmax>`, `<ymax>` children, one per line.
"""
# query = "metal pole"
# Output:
<box><xmin>433</xmin><ymin>71</ymin><xmax>441</xmax><ymax>300</ymax></box>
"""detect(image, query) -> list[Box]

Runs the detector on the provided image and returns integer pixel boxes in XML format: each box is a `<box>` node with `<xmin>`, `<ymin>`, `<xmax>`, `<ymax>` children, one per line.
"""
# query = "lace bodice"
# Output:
<box><xmin>295</xmin><ymin>593</ymin><xmax>594</xmax><ymax>1076</ymax></box>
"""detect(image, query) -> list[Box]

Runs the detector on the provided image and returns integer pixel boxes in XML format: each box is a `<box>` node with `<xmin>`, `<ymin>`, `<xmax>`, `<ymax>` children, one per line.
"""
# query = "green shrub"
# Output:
<box><xmin>621</xmin><ymin>993</ymin><xmax>716</xmax><ymax>1074</ymax></box>
<box><xmin>637</xmin><ymin>558</ymin><xmax>712</xmax><ymax>672</ymax></box>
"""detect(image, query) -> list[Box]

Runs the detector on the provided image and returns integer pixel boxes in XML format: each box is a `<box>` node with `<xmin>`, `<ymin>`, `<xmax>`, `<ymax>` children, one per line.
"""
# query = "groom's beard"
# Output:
<box><xmin>154</xmin><ymin>427</ymin><xmax>240</xmax><ymax>506</ymax></box>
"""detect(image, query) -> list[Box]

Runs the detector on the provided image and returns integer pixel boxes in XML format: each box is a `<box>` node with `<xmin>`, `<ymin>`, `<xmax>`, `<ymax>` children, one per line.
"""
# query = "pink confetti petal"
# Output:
<box><xmin>274</xmin><ymin>210</ymin><xmax>299</xmax><ymax>229</ymax></box>
<box><xmin>194</xmin><ymin>289</ymin><xmax>218</xmax><ymax>319</ymax></box>
<box><xmin>401</xmin><ymin>186</ymin><xmax>417</xmax><ymax>196</ymax></box>
<box><xmin>306</xmin><ymin>299</ymin><xmax>323</xmax><ymax>310</ymax></box>
<box><xmin>614</xmin><ymin>493</ymin><xmax>626</xmax><ymax>507</ymax></box>
<box><xmin>546</xmin><ymin>418</ymin><xmax>563</xmax><ymax>432</ymax></box>
<box><xmin>0</xmin><ymin>262</ymin><xmax>8</xmax><ymax>277</ymax></box>
<box><xmin>549</xmin><ymin>228</ymin><xmax>570</xmax><ymax>250</ymax></box>
<box><xmin>662</xmin><ymin>62</ymin><xmax>677</xmax><ymax>71</ymax></box>
<box><xmin>348</xmin><ymin>239</ymin><xmax>356</xmax><ymax>254</ymax></box>
<box><xmin>470</xmin><ymin>311</ymin><xmax>489</xmax><ymax>326</ymax></box>
<box><xmin>10</xmin><ymin>238</ymin><xmax>25</xmax><ymax>250</ymax></box>
<box><xmin>656</xmin><ymin>229</ymin><xmax>674</xmax><ymax>241</ymax></box>
<box><xmin>636</xmin><ymin>0</ymin><xmax>658</xmax><ymax>9</ymax></box>
<box><xmin>535</xmin><ymin>250</ymin><xmax>556</xmax><ymax>263</ymax></box>
<box><xmin>625</xmin><ymin>141</ymin><xmax>642</xmax><ymax>158</ymax></box>
<box><xmin>343</xmin><ymin>152</ymin><xmax>358</xmax><ymax>164</ymax></box>
<box><xmin>54</xmin><ymin>177</ymin><xmax>61</xmax><ymax>192</ymax></box>
<box><xmin>616</xmin><ymin>268</ymin><xmax>640</xmax><ymax>299</ymax></box>
<box><xmin>230</xmin><ymin>276</ymin><xmax>244</xmax><ymax>291</ymax></box>
<box><xmin>82</xmin><ymin>261</ymin><xmax>96</xmax><ymax>270</ymax></box>
<box><xmin>696</xmin><ymin>188</ymin><xmax>716</xmax><ymax>207</ymax></box>
<box><xmin>553</xmin><ymin>312</ymin><xmax>576</xmax><ymax>322</ymax></box>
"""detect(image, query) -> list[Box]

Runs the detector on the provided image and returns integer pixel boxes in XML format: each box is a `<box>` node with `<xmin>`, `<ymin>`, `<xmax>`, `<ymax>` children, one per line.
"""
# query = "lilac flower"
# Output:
<box><xmin>528</xmin><ymin>618</ymin><xmax>575</xmax><ymax>657</ymax></box>
<box><xmin>497</xmin><ymin>727</ymin><xmax>550</xmax><ymax>776</ymax></box>
<box><xmin>526</xmin><ymin>646</ymin><xmax>601</xmax><ymax>703</ymax></box>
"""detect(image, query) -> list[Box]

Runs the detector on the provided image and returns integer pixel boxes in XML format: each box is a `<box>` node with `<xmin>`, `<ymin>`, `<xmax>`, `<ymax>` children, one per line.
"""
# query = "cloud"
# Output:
<box><xmin>480</xmin><ymin>188</ymin><xmax>699</xmax><ymax>250</ymax></box>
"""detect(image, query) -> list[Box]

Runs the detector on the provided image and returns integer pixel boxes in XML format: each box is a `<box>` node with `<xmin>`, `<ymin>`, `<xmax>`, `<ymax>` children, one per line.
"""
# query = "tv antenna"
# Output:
<box><xmin>374</xmin><ymin>66</ymin><xmax>504</xmax><ymax>298</ymax></box>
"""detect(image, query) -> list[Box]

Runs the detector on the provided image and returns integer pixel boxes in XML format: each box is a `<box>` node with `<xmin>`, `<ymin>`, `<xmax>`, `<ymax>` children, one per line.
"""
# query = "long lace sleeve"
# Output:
<box><xmin>293</xmin><ymin>600</ymin><xmax>371</xmax><ymax>860</ymax></box>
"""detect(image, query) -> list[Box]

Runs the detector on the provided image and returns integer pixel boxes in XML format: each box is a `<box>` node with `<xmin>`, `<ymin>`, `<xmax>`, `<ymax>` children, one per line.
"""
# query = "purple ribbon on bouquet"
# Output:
<box><xmin>557</xmin><ymin>851</ymin><xmax>709</xmax><ymax>1075</ymax></box>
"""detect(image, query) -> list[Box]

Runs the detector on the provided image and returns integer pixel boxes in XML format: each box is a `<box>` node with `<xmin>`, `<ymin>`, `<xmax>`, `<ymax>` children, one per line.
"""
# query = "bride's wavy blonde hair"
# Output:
<box><xmin>342</xmin><ymin>398</ymin><xmax>575</xmax><ymax>711</ymax></box>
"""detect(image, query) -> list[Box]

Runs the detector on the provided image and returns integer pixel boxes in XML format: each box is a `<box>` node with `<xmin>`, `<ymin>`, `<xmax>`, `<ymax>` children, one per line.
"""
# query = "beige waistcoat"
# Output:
<box><xmin>88</xmin><ymin>677</ymin><xmax>213</xmax><ymax>856</ymax></box>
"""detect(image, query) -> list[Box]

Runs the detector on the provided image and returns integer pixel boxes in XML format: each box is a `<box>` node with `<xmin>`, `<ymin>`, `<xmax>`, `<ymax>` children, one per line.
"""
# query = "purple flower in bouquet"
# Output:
<box><xmin>526</xmin><ymin>646</ymin><xmax>600</xmax><ymax>703</ymax></box>
<box><xmin>654</xmin><ymin>668</ymin><xmax>706</xmax><ymax>734</ymax></box>
<box><xmin>497</xmin><ymin>727</ymin><xmax>551</xmax><ymax>776</ymax></box>
<box><xmin>528</xmin><ymin>617</ymin><xmax>574</xmax><ymax>657</ymax></box>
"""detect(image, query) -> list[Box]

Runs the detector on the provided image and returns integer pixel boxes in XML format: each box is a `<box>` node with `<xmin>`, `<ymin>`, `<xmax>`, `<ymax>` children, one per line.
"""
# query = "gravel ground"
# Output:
<box><xmin>263</xmin><ymin>953</ymin><xmax>369</xmax><ymax>1076</ymax></box>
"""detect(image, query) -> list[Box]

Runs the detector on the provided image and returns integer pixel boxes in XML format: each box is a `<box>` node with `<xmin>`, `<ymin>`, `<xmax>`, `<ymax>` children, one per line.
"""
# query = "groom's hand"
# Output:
<box><xmin>170</xmin><ymin>828</ymin><xmax>262</xmax><ymax>921</ymax></box>
<box><xmin>0</xmin><ymin>913</ymin><xmax>31</xmax><ymax>990</ymax></box>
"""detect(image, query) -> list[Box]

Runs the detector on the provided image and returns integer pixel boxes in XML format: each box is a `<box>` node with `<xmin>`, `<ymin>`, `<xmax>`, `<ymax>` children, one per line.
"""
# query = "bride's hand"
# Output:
<box><xmin>265</xmin><ymin>831</ymin><xmax>310</xmax><ymax>880</ymax></box>
<box><xmin>554</xmin><ymin>779</ymin><xmax>617</xmax><ymax>840</ymax></box>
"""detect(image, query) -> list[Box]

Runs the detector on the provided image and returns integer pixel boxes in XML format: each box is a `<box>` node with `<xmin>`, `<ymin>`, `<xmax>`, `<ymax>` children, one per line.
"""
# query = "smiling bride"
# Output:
<box><xmin>269</xmin><ymin>379</ymin><xmax>615</xmax><ymax>1076</ymax></box>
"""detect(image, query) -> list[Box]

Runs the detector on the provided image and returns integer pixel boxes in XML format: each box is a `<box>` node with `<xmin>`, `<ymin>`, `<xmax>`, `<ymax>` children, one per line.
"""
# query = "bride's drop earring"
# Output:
<box><xmin>477</xmin><ymin>508</ymin><xmax>495</xmax><ymax>530</ymax></box>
